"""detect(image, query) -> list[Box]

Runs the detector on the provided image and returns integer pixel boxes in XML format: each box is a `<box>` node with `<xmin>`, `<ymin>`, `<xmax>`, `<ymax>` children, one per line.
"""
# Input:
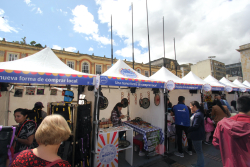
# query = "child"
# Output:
<box><xmin>204</xmin><ymin>112</ymin><xmax>215</xmax><ymax>145</ymax></box>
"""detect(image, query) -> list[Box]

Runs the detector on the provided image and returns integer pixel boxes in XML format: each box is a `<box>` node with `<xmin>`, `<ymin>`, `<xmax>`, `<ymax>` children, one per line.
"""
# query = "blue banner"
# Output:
<box><xmin>100</xmin><ymin>76</ymin><xmax>164</xmax><ymax>88</ymax></box>
<box><xmin>211</xmin><ymin>87</ymin><xmax>224</xmax><ymax>91</ymax></box>
<box><xmin>232</xmin><ymin>88</ymin><xmax>239</xmax><ymax>91</ymax></box>
<box><xmin>0</xmin><ymin>70</ymin><xmax>94</xmax><ymax>85</ymax></box>
<box><xmin>175</xmin><ymin>84</ymin><xmax>202</xmax><ymax>90</ymax></box>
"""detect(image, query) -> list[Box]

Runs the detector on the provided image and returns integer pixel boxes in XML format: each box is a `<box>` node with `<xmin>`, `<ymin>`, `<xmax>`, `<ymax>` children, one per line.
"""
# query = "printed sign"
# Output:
<box><xmin>96</xmin><ymin>132</ymin><xmax>118</xmax><ymax>167</ymax></box>
<box><xmin>120</xmin><ymin>69</ymin><xmax>137</xmax><ymax>78</ymax></box>
<box><xmin>225</xmin><ymin>86</ymin><xmax>233</xmax><ymax>92</ymax></box>
<box><xmin>239</xmin><ymin>87</ymin><xmax>246</xmax><ymax>92</ymax></box>
<box><xmin>100</xmin><ymin>76</ymin><xmax>108</xmax><ymax>85</ymax></box>
<box><xmin>203</xmin><ymin>84</ymin><xmax>212</xmax><ymax>92</ymax></box>
<box><xmin>164</xmin><ymin>80</ymin><xmax>175</xmax><ymax>90</ymax></box>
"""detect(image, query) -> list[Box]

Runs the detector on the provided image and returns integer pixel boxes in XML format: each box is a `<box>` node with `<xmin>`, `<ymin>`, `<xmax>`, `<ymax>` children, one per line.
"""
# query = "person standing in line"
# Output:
<box><xmin>172</xmin><ymin>96</ymin><xmax>193</xmax><ymax>158</ymax></box>
<box><xmin>221</xmin><ymin>95</ymin><xmax>232</xmax><ymax>112</ymax></box>
<box><xmin>211</xmin><ymin>99</ymin><xmax>231</xmax><ymax>125</ymax></box>
<box><xmin>188</xmin><ymin>101</ymin><xmax>205</xmax><ymax>167</ymax></box>
<box><xmin>213</xmin><ymin>95</ymin><xmax>250</xmax><ymax>167</ymax></box>
<box><xmin>230</xmin><ymin>100</ymin><xmax>238</xmax><ymax>113</ymax></box>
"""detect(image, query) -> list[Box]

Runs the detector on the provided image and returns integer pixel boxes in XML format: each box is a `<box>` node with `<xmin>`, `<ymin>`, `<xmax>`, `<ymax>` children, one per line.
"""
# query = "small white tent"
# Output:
<box><xmin>204</xmin><ymin>75</ymin><xmax>225</xmax><ymax>91</ymax></box>
<box><xmin>219</xmin><ymin>77</ymin><xmax>239</xmax><ymax>103</ymax></box>
<box><xmin>233</xmin><ymin>79</ymin><xmax>250</xmax><ymax>92</ymax></box>
<box><xmin>243</xmin><ymin>80</ymin><xmax>250</xmax><ymax>88</ymax></box>
<box><xmin>182</xmin><ymin>71</ymin><xmax>207</xmax><ymax>85</ymax></box>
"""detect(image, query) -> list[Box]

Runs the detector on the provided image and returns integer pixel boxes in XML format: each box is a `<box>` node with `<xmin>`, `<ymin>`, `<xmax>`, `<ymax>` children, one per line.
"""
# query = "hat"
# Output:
<box><xmin>34</xmin><ymin>102</ymin><xmax>44</xmax><ymax>108</ymax></box>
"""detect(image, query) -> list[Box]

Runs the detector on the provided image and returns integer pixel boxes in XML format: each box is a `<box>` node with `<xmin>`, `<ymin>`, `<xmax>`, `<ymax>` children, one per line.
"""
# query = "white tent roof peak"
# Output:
<box><xmin>243</xmin><ymin>80</ymin><xmax>250</xmax><ymax>87</ymax></box>
<box><xmin>233</xmin><ymin>79</ymin><xmax>250</xmax><ymax>88</ymax></box>
<box><xmin>204</xmin><ymin>75</ymin><xmax>225</xmax><ymax>87</ymax></box>
<box><xmin>0</xmin><ymin>47</ymin><xmax>93</xmax><ymax>75</ymax></box>
<box><xmin>101</xmin><ymin>59</ymin><xmax>149</xmax><ymax>80</ymax></box>
<box><xmin>149</xmin><ymin>66</ymin><xmax>191</xmax><ymax>84</ymax></box>
<box><xmin>182</xmin><ymin>71</ymin><xmax>207</xmax><ymax>85</ymax></box>
<box><xmin>219</xmin><ymin>77</ymin><xmax>239</xmax><ymax>88</ymax></box>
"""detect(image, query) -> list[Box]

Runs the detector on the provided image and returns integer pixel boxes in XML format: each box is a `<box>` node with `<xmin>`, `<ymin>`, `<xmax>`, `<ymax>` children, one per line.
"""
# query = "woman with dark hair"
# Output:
<box><xmin>110</xmin><ymin>103</ymin><xmax>126</xmax><ymax>139</ymax></box>
<box><xmin>230</xmin><ymin>100</ymin><xmax>237</xmax><ymax>113</ymax></box>
<box><xmin>188</xmin><ymin>101</ymin><xmax>205</xmax><ymax>167</ymax></box>
<box><xmin>211</xmin><ymin>99</ymin><xmax>231</xmax><ymax>125</ymax></box>
<box><xmin>9</xmin><ymin>108</ymin><xmax>38</xmax><ymax>165</ymax></box>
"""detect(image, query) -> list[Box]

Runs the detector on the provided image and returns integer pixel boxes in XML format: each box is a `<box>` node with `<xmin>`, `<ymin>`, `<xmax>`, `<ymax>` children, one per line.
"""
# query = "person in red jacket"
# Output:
<box><xmin>212</xmin><ymin>95</ymin><xmax>250</xmax><ymax>167</ymax></box>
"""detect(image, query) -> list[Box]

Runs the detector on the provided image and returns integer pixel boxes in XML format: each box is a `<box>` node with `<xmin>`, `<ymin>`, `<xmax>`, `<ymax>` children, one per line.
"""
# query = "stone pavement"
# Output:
<box><xmin>140</xmin><ymin>143</ymin><xmax>222</xmax><ymax>167</ymax></box>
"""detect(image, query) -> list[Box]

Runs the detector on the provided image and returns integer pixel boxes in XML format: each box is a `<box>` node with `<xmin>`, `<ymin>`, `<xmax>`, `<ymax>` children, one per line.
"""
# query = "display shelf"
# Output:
<box><xmin>118</xmin><ymin>145</ymin><xmax>133</xmax><ymax>151</ymax></box>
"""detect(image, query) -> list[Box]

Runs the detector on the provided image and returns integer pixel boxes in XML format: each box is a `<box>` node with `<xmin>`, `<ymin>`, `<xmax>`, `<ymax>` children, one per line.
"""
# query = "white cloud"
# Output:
<box><xmin>58</xmin><ymin>26</ymin><xmax>61</xmax><ymax>30</ymax></box>
<box><xmin>59</xmin><ymin>9</ymin><xmax>68</xmax><ymax>16</ymax></box>
<box><xmin>24</xmin><ymin>0</ymin><xmax>31</xmax><ymax>5</ymax></box>
<box><xmin>0</xmin><ymin>9</ymin><xmax>18</xmax><ymax>33</ymax></box>
<box><xmin>65</xmin><ymin>47</ymin><xmax>77</xmax><ymax>52</ymax></box>
<box><xmin>36</xmin><ymin>8</ymin><xmax>42</xmax><ymax>14</ymax></box>
<box><xmin>0</xmin><ymin>37</ymin><xmax>2</xmax><ymax>40</ymax></box>
<box><xmin>52</xmin><ymin>45</ymin><xmax>62</xmax><ymax>50</ymax></box>
<box><xmin>70</xmin><ymin>5</ymin><xmax>112</xmax><ymax>45</ymax></box>
<box><xmin>89</xmin><ymin>47</ymin><xmax>94</xmax><ymax>51</ymax></box>
<box><xmin>85</xmin><ymin>37</ymin><xmax>89</xmax><ymax>40</ymax></box>
<box><xmin>96</xmin><ymin>0</ymin><xmax>250</xmax><ymax>65</ymax></box>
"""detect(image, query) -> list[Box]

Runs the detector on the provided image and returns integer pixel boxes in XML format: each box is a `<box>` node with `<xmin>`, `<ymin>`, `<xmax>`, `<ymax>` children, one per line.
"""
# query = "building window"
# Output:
<box><xmin>67</xmin><ymin>61</ymin><xmax>75</xmax><ymax>69</ymax></box>
<box><xmin>82</xmin><ymin>62</ymin><xmax>89</xmax><ymax>73</ymax></box>
<box><xmin>136</xmin><ymin>69</ymin><xmax>141</xmax><ymax>74</ymax></box>
<box><xmin>145</xmin><ymin>71</ymin><xmax>149</xmax><ymax>77</ymax></box>
<box><xmin>8</xmin><ymin>54</ymin><xmax>18</xmax><ymax>61</ymax></box>
<box><xmin>96</xmin><ymin>65</ymin><xmax>102</xmax><ymax>74</ymax></box>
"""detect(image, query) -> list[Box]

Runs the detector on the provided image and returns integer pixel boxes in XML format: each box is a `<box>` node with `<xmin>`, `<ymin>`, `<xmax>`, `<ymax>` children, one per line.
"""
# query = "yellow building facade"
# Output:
<box><xmin>0</xmin><ymin>40</ymin><xmax>182</xmax><ymax>77</ymax></box>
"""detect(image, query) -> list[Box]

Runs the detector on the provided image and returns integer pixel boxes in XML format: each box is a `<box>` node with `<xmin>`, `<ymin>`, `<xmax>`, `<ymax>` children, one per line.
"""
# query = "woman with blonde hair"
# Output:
<box><xmin>10</xmin><ymin>115</ymin><xmax>71</xmax><ymax>167</ymax></box>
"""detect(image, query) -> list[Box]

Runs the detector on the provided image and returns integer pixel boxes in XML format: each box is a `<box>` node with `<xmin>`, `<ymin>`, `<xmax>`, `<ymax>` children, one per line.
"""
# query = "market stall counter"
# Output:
<box><xmin>123</xmin><ymin>120</ymin><xmax>164</xmax><ymax>156</ymax></box>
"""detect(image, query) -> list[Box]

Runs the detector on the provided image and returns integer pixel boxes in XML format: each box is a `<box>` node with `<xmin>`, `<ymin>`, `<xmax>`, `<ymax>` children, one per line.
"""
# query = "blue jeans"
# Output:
<box><xmin>192</xmin><ymin>140</ymin><xmax>204</xmax><ymax>167</ymax></box>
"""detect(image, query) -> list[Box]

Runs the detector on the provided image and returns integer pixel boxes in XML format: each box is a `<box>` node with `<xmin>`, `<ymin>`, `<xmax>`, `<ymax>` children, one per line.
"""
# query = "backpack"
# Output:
<box><xmin>26</xmin><ymin>108</ymin><xmax>43</xmax><ymax>127</ymax></box>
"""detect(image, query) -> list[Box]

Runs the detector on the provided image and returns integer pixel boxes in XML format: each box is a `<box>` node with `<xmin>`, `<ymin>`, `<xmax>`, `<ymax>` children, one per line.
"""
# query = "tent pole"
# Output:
<box><xmin>164</xmin><ymin>89</ymin><xmax>169</xmax><ymax>154</ymax></box>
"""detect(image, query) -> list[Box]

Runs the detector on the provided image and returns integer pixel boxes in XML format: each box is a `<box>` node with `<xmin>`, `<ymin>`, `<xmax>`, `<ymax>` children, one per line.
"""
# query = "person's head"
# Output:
<box><xmin>215</xmin><ymin>94</ymin><xmax>221</xmax><ymax>100</ymax></box>
<box><xmin>221</xmin><ymin>94</ymin><xmax>226</xmax><ymax>100</ymax></box>
<box><xmin>190</xmin><ymin>101</ymin><xmax>204</xmax><ymax>114</ymax></box>
<box><xmin>113</xmin><ymin>102</ymin><xmax>123</xmax><ymax>112</ymax></box>
<box><xmin>231</xmin><ymin>100</ymin><xmax>237</xmax><ymax>111</ymax></box>
<box><xmin>213</xmin><ymin>99</ymin><xmax>222</xmax><ymax>106</ymax></box>
<box><xmin>14</xmin><ymin>108</ymin><xmax>28</xmax><ymax>124</ymax></box>
<box><xmin>237</xmin><ymin>95</ymin><xmax>250</xmax><ymax>114</ymax></box>
<box><xmin>35</xmin><ymin>114</ymin><xmax>71</xmax><ymax>146</ymax></box>
<box><xmin>178</xmin><ymin>96</ymin><xmax>185</xmax><ymax>103</ymax></box>
<box><xmin>34</xmin><ymin>102</ymin><xmax>44</xmax><ymax>109</ymax></box>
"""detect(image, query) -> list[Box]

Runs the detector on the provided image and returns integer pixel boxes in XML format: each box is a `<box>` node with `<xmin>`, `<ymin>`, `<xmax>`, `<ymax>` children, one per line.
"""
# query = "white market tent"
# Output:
<box><xmin>204</xmin><ymin>75</ymin><xmax>225</xmax><ymax>91</ymax></box>
<box><xmin>0</xmin><ymin>47</ymin><xmax>95</xmax><ymax>126</ymax></box>
<box><xmin>150</xmin><ymin>67</ymin><xmax>203</xmax><ymax>106</ymax></box>
<box><xmin>233</xmin><ymin>79</ymin><xmax>250</xmax><ymax>92</ymax></box>
<box><xmin>219</xmin><ymin>77</ymin><xmax>239</xmax><ymax>103</ymax></box>
<box><xmin>99</xmin><ymin>59</ymin><xmax>165</xmax><ymax>130</ymax></box>
<box><xmin>219</xmin><ymin>77</ymin><xmax>239</xmax><ymax>91</ymax></box>
<box><xmin>243</xmin><ymin>80</ymin><xmax>250</xmax><ymax>88</ymax></box>
<box><xmin>182</xmin><ymin>71</ymin><xmax>207</xmax><ymax>85</ymax></box>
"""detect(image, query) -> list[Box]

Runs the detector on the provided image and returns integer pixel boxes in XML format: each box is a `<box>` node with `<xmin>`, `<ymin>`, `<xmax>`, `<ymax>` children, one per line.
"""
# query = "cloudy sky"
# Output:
<box><xmin>0</xmin><ymin>0</ymin><xmax>249</xmax><ymax>65</ymax></box>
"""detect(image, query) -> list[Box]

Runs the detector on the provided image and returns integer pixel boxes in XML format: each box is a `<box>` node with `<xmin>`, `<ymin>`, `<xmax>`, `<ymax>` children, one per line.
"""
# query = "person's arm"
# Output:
<box><xmin>14</xmin><ymin>134</ymin><xmax>34</xmax><ymax>146</ymax></box>
<box><xmin>212</xmin><ymin>124</ymin><xmax>220</xmax><ymax>150</ymax></box>
<box><xmin>207</xmin><ymin>117</ymin><xmax>214</xmax><ymax>125</ymax></box>
<box><xmin>188</xmin><ymin>114</ymin><xmax>202</xmax><ymax>132</ymax></box>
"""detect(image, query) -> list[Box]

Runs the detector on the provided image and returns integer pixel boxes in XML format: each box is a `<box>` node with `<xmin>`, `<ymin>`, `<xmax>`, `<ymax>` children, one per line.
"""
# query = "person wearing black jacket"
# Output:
<box><xmin>188</xmin><ymin>101</ymin><xmax>205</xmax><ymax>167</ymax></box>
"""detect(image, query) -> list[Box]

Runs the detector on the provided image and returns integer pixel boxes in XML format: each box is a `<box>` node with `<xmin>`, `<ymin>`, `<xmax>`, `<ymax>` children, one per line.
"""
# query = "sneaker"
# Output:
<box><xmin>139</xmin><ymin>151</ymin><xmax>145</xmax><ymax>156</ymax></box>
<box><xmin>185</xmin><ymin>149</ymin><xmax>192</xmax><ymax>155</ymax></box>
<box><xmin>204</xmin><ymin>141</ymin><xmax>211</xmax><ymax>145</ymax></box>
<box><xmin>134</xmin><ymin>145</ymin><xmax>139</xmax><ymax>152</ymax></box>
<box><xmin>174</xmin><ymin>151</ymin><xmax>184</xmax><ymax>158</ymax></box>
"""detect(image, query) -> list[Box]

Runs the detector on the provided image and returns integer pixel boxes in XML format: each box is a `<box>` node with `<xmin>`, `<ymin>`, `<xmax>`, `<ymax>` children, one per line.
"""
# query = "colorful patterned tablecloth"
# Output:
<box><xmin>123</xmin><ymin>121</ymin><xmax>164</xmax><ymax>151</ymax></box>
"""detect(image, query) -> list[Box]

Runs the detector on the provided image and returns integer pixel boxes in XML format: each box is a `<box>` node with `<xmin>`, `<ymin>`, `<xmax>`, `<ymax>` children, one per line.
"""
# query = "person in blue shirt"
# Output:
<box><xmin>215</xmin><ymin>94</ymin><xmax>232</xmax><ymax>112</ymax></box>
<box><xmin>172</xmin><ymin>96</ymin><xmax>193</xmax><ymax>158</ymax></box>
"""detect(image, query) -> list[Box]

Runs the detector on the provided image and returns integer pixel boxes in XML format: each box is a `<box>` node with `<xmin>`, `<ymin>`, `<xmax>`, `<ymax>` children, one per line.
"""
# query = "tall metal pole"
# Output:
<box><xmin>163</xmin><ymin>16</ymin><xmax>166</xmax><ymax>67</ymax></box>
<box><xmin>174</xmin><ymin>38</ymin><xmax>177</xmax><ymax>76</ymax></box>
<box><xmin>111</xmin><ymin>15</ymin><xmax>113</xmax><ymax>66</ymax></box>
<box><xmin>132</xmin><ymin>3</ymin><xmax>135</xmax><ymax>69</ymax></box>
<box><xmin>146</xmin><ymin>0</ymin><xmax>151</xmax><ymax>75</ymax></box>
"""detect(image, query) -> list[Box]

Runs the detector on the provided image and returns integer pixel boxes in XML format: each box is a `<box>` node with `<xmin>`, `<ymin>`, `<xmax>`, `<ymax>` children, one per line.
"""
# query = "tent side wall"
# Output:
<box><xmin>8</xmin><ymin>87</ymin><xmax>79</xmax><ymax>126</ymax></box>
<box><xmin>168</xmin><ymin>89</ymin><xmax>201</xmax><ymax>106</ymax></box>
<box><xmin>0</xmin><ymin>91</ymin><xmax>9</xmax><ymax>125</ymax></box>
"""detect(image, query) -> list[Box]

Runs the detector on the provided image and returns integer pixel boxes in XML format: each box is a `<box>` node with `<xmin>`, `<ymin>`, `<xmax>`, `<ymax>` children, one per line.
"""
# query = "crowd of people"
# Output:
<box><xmin>170</xmin><ymin>94</ymin><xmax>250</xmax><ymax>167</ymax></box>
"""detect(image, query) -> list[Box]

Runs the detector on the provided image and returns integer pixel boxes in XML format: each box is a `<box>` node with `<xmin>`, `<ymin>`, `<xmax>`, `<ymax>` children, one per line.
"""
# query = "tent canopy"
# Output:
<box><xmin>219</xmin><ymin>77</ymin><xmax>239</xmax><ymax>92</ymax></box>
<box><xmin>204</xmin><ymin>75</ymin><xmax>224</xmax><ymax>91</ymax></box>
<box><xmin>100</xmin><ymin>59</ymin><xmax>164</xmax><ymax>88</ymax></box>
<box><xmin>182</xmin><ymin>71</ymin><xmax>207</xmax><ymax>85</ymax></box>
<box><xmin>233</xmin><ymin>79</ymin><xmax>250</xmax><ymax>92</ymax></box>
<box><xmin>243</xmin><ymin>80</ymin><xmax>250</xmax><ymax>88</ymax></box>
<box><xmin>0</xmin><ymin>47</ymin><xmax>94</xmax><ymax>85</ymax></box>
<box><xmin>150</xmin><ymin>67</ymin><xmax>202</xmax><ymax>90</ymax></box>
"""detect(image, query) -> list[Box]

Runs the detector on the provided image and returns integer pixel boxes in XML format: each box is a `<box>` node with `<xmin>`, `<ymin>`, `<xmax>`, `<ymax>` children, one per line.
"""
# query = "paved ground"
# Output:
<box><xmin>118</xmin><ymin>140</ymin><xmax>223</xmax><ymax>167</ymax></box>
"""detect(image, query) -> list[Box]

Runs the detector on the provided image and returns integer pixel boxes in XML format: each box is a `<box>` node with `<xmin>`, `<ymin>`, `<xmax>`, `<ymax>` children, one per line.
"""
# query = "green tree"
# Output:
<box><xmin>35</xmin><ymin>43</ymin><xmax>43</xmax><ymax>48</ymax></box>
<box><xmin>30</xmin><ymin>41</ymin><xmax>36</xmax><ymax>46</ymax></box>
